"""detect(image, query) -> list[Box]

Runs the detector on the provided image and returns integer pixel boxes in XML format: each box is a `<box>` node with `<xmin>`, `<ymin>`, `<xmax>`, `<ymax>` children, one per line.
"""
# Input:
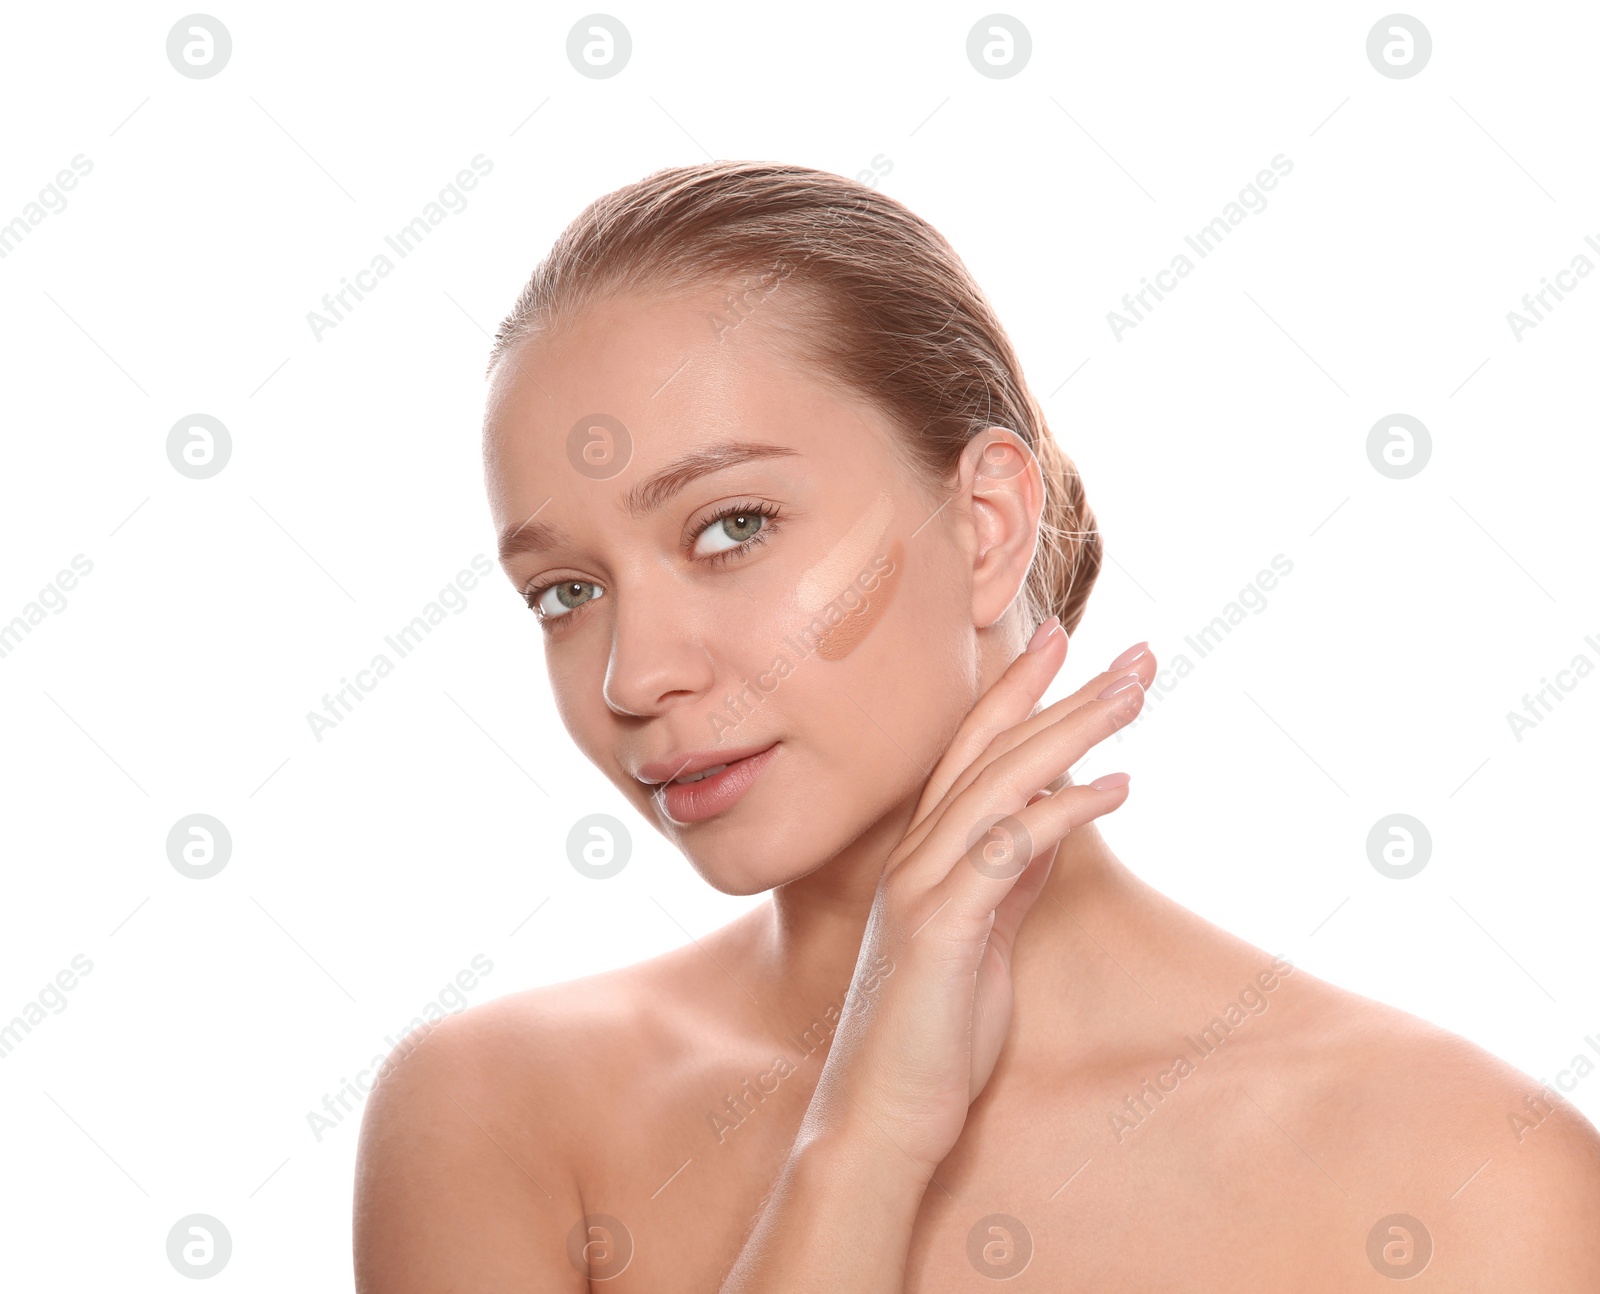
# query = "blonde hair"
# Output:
<box><xmin>488</xmin><ymin>161</ymin><xmax>1102</xmax><ymax>635</ymax></box>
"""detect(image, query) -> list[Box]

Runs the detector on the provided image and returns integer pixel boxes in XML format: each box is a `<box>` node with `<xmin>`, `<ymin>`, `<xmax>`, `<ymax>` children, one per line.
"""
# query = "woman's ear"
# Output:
<box><xmin>953</xmin><ymin>428</ymin><xmax>1046</xmax><ymax>630</ymax></box>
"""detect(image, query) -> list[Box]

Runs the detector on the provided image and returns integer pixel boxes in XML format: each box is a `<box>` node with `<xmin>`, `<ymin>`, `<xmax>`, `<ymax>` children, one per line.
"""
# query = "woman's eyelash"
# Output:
<box><xmin>522</xmin><ymin>500</ymin><xmax>784</xmax><ymax>622</ymax></box>
<box><xmin>696</xmin><ymin>499</ymin><xmax>783</xmax><ymax>566</ymax></box>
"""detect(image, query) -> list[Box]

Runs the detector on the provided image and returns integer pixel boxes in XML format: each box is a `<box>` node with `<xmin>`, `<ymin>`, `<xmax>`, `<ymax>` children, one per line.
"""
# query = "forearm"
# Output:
<box><xmin>719</xmin><ymin>1119</ymin><xmax>931</xmax><ymax>1293</ymax></box>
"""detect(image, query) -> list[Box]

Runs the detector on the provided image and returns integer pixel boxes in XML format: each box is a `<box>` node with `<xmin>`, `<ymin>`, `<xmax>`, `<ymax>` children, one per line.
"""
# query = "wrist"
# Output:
<box><xmin>795</xmin><ymin>1103</ymin><xmax>938</xmax><ymax>1197</ymax></box>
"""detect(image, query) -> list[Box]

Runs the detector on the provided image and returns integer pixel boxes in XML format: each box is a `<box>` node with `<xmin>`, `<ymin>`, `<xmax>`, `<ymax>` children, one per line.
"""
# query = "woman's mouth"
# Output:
<box><xmin>653</xmin><ymin>744</ymin><xmax>779</xmax><ymax>824</ymax></box>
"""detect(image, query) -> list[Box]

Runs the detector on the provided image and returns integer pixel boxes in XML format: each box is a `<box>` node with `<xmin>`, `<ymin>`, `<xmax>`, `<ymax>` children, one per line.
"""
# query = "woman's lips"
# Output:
<box><xmin>656</xmin><ymin>744</ymin><xmax>779</xmax><ymax>824</ymax></box>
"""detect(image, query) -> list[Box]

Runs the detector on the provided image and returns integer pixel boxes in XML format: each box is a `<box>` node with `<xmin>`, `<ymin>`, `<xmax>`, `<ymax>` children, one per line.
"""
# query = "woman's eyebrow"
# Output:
<box><xmin>496</xmin><ymin>441</ymin><xmax>800</xmax><ymax>562</ymax></box>
<box><xmin>620</xmin><ymin>441</ymin><xmax>800</xmax><ymax>520</ymax></box>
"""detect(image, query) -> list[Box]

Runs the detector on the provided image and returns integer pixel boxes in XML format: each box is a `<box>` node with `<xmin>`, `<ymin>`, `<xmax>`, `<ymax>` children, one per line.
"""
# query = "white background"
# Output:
<box><xmin>1</xmin><ymin>1</ymin><xmax>1596</xmax><ymax>1287</ymax></box>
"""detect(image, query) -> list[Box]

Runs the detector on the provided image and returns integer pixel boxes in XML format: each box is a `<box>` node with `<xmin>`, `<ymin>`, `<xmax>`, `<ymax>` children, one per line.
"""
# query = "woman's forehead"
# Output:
<box><xmin>486</xmin><ymin>312</ymin><xmax>901</xmax><ymax>484</ymax></box>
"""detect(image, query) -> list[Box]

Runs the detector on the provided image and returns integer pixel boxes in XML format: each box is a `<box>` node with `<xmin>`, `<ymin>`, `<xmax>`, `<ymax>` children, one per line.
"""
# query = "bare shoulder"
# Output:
<box><xmin>1246</xmin><ymin>966</ymin><xmax>1600</xmax><ymax>1284</ymax></box>
<box><xmin>353</xmin><ymin>918</ymin><xmax>764</xmax><ymax>1293</ymax></box>
<box><xmin>351</xmin><ymin>978</ymin><xmax>594</xmax><ymax>1293</ymax></box>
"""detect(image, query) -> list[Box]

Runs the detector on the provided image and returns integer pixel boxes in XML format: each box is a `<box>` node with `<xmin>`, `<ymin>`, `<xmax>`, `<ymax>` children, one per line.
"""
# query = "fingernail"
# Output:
<box><xmin>1098</xmin><ymin>673</ymin><xmax>1142</xmax><ymax>700</ymax></box>
<box><xmin>1109</xmin><ymin>641</ymin><xmax>1149</xmax><ymax>670</ymax></box>
<box><xmin>1090</xmin><ymin>772</ymin><xmax>1131</xmax><ymax>791</ymax></box>
<box><xmin>1025</xmin><ymin>615</ymin><xmax>1062</xmax><ymax>652</ymax></box>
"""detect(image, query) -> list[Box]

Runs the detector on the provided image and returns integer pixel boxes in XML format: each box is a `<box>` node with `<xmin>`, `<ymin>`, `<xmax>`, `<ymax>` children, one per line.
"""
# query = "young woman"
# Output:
<box><xmin>353</xmin><ymin>162</ymin><xmax>1600</xmax><ymax>1291</ymax></box>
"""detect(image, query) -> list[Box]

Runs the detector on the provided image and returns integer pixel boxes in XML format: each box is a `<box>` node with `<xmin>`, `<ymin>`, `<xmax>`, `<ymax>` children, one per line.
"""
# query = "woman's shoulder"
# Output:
<box><xmin>350</xmin><ymin>977</ymin><xmax>595</xmax><ymax>1291</ymax></box>
<box><xmin>350</xmin><ymin>970</ymin><xmax>638</xmax><ymax>1168</ymax></box>
<box><xmin>356</xmin><ymin>905</ymin><xmax>774</xmax><ymax>1156</ymax></box>
<box><xmin>1256</xmin><ymin>964</ymin><xmax>1597</xmax><ymax>1143</ymax></box>
<box><xmin>352</xmin><ymin>923</ymin><xmax>760</xmax><ymax>1291</ymax></box>
<box><xmin>1242</xmin><ymin>965</ymin><xmax>1600</xmax><ymax>1282</ymax></box>
<box><xmin>360</xmin><ymin>929</ymin><xmax>737</xmax><ymax>1135</ymax></box>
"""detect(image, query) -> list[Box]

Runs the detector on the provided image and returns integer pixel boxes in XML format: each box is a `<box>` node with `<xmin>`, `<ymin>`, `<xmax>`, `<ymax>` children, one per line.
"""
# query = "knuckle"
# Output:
<box><xmin>1103</xmin><ymin>685</ymin><xmax>1145</xmax><ymax>728</ymax></box>
<box><xmin>969</xmin><ymin>760</ymin><xmax>1012</xmax><ymax>799</ymax></box>
<box><xmin>980</xmin><ymin>725</ymin><xmax>1017</xmax><ymax>759</ymax></box>
<box><xmin>879</xmin><ymin>862</ymin><xmax>921</xmax><ymax>914</ymax></box>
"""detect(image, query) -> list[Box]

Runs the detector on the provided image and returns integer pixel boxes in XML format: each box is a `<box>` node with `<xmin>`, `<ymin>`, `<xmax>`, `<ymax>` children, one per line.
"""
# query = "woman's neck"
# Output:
<box><xmin>757</xmin><ymin>813</ymin><xmax>1279</xmax><ymax>1078</ymax></box>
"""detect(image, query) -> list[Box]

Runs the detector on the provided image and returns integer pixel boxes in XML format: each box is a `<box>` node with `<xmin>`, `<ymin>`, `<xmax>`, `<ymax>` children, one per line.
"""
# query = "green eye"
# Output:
<box><xmin>530</xmin><ymin>504</ymin><xmax>777</xmax><ymax>622</ymax></box>
<box><xmin>693</xmin><ymin>510</ymin><xmax>768</xmax><ymax>556</ymax></box>
<box><xmin>533</xmin><ymin>581</ymin><xmax>603</xmax><ymax>620</ymax></box>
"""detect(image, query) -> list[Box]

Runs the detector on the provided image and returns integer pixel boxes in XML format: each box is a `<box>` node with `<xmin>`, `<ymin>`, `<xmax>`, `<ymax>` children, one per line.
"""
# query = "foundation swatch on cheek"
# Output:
<box><xmin>787</xmin><ymin>492</ymin><xmax>903</xmax><ymax>662</ymax></box>
<box><xmin>814</xmin><ymin>537</ymin><xmax>904</xmax><ymax>661</ymax></box>
<box><xmin>796</xmin><ymin>492</ymin><xmax>893</xmax><ymax>614</ymax></box>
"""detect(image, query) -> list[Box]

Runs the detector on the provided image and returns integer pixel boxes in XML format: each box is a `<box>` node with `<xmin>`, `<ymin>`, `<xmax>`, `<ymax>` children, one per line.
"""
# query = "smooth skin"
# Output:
<box><xmin>353</xmin><ymin>284</ymin><xmax>1600</xmax><ymax>1292</ymax></box>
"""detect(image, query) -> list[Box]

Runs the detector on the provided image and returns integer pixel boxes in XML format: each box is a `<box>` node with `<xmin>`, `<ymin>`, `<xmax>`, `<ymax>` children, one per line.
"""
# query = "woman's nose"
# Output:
<box><xmin>601</xmin><ymin>579</ymin><xmax>718</xmax><ymax>718</ymax></box>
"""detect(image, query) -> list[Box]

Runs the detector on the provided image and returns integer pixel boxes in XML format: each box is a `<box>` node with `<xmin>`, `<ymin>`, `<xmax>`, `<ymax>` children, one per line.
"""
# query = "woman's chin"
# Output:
<box><xmin>674</xmin><ymin>832</ymin><xmax>830</xmax><ymax>896</ymax></box>
<box><xmin>684</xmin><ymin>847</ymin><xmax>811</xmax><ymax>897</ymax></box>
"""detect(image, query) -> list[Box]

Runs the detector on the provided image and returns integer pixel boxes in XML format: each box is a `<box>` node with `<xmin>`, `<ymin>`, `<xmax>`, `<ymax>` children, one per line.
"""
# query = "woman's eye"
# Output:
<box><xmin>533</xmin><ymin>581</ymin><xmax>603</xmax><ymax>620</ymax></box>
<box><xmin>531</xmin><ymin>511</ymin><xmax>773</xmax><ymax>619</ymax></box>
<box><xmin>693</xmin><ymin>511</ymin><xmax>767</xmax><ymax>557</ymax></box>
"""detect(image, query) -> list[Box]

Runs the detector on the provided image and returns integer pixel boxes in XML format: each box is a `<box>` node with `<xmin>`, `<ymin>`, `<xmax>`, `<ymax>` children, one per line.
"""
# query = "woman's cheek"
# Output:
<box><xmin>757</xmin><ymin>526</ymin><xmax>906</xmax><ymax>667</ymax></box>
<box><xmin>546</xmin><ymin>646</ymin><xmax>610</xmax><ymax>758</ymax></box>
<box><xmin>813</xmin><ymin>538</ymin><xmax>904</xmax><ymax>661</ymax></box>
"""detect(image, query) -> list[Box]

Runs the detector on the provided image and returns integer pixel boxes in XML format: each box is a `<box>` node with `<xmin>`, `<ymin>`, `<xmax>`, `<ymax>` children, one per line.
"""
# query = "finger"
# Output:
<box><xmin>924</xmin><ymin>775</ymin><xmax>1132</xmax><ymax>933</ymax></box>
<box><xmin>897</xmin><ymin>644</ymin><xmax>1154</xmax><ymax>868</ymax></box>
<box><xmin>908</xmin><ymin>617</ymin><xmax>1067</xmax><ymax>829</ymax></box>
<box><xmin>985</xmin><ymin>826</ymin><xmax>1057</xmax><ymax>963</ymax></box>
<box><xmin>895</xmin><ymin>651</ymin><xmax>1149</xmax><ymax>873</ymax></box>
<box><xmin>891</xmin><ymin>679</ymin><xmax>1144</xmax><ymax>893</ymax></box>
<box><xmin>922</xmin><ymin>644</ymin><xmax>1155</xmax><ymax>836</ymax></box>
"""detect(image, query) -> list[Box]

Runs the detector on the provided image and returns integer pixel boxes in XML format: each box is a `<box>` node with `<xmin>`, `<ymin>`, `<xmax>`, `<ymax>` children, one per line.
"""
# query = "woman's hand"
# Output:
<box><xmin>798</xmin><ymin>619</ymin><xmax>1154</xmax><ymax>1178</ymax></box>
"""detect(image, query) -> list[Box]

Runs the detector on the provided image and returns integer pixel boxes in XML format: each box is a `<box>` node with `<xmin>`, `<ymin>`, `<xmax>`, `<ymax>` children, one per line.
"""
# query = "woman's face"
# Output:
<box><xmin>484</xmin><ymin>286</ymin><xmax>989</xmax><ymax>894</ymax></box>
